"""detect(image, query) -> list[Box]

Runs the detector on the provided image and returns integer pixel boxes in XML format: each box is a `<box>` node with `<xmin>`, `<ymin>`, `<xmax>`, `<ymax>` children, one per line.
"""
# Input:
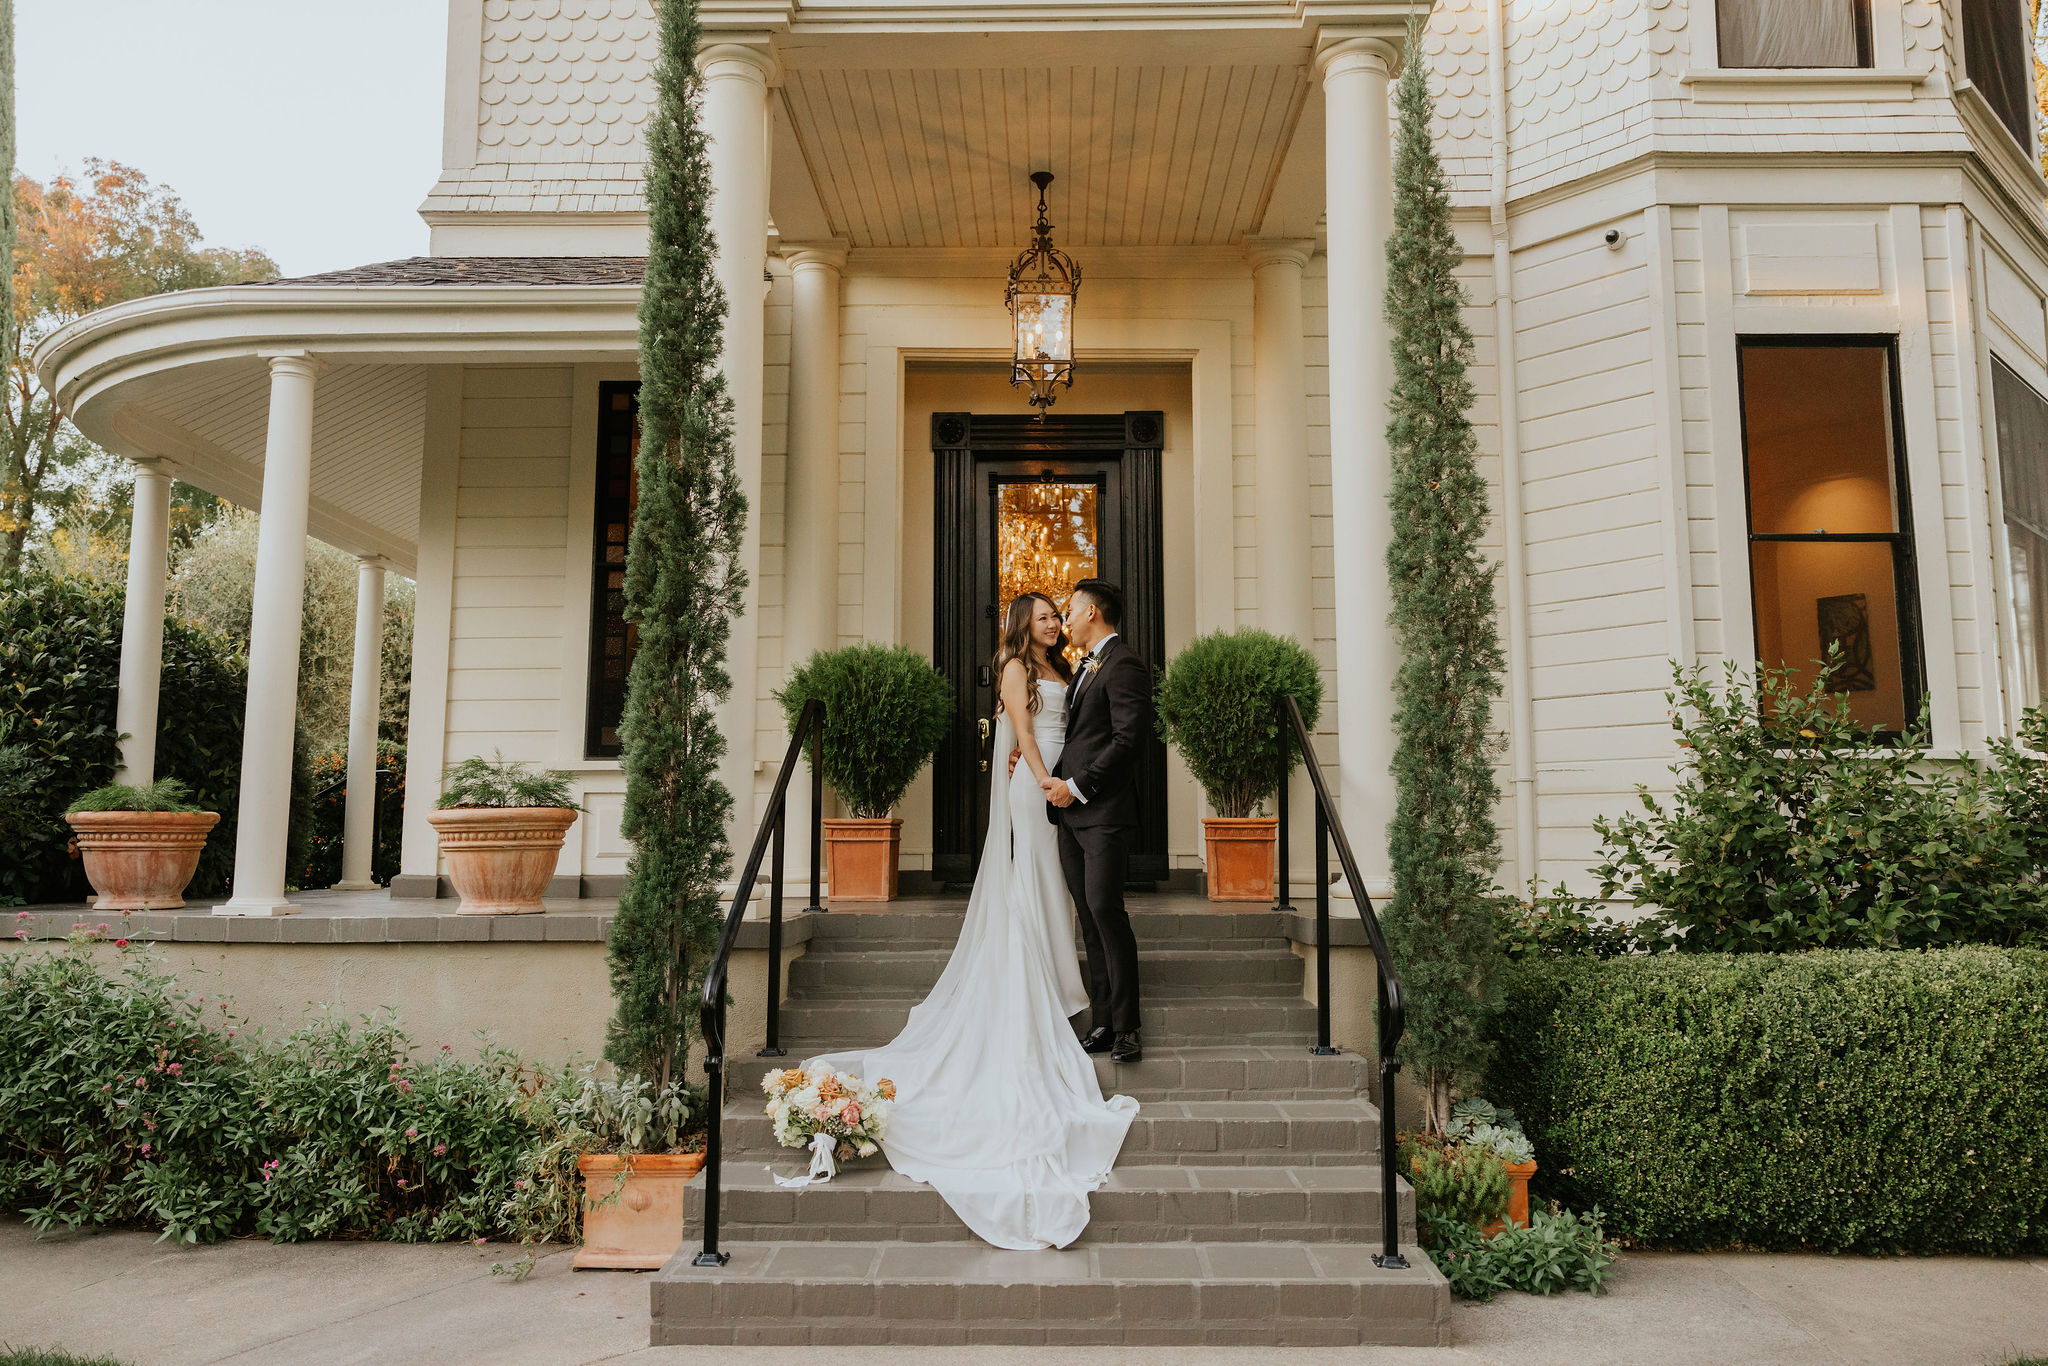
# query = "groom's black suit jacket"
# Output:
<box><xmin>1049</xmin><ymin>635</ymin><xmax>1151</xmax><ymax>830</ymax></box>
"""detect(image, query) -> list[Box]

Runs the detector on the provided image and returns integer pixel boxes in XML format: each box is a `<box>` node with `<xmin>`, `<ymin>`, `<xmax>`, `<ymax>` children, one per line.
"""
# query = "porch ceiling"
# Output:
<box><xmin>116</xmin><ymin>358</ymin><xmax>427</xmax><ymax>559</ymax></box>
<box><xmin>779</xmin><ymin>63</ymin><xmax>1311</xmax><ymax>249</ymax></box>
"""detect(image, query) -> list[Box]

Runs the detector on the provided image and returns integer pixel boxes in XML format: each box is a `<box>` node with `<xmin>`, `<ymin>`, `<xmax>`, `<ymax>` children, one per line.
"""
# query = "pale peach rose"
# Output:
<box><xmin>779</xmin><ymin>1068</ymin><xmax>805</xmax><ymax>1090</ymax></box>
<box><xmin>840</xmin><ymin>1101</ymin><xmax>862</xmax><ymax>1126</ymax></box>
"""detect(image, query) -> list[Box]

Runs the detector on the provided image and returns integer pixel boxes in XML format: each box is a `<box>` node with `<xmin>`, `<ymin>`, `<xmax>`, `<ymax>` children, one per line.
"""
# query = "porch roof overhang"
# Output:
<box><xmin>718</xmin><ymin>0</ymin><xmax>1418</xmax><ymax>252</ymax></box>
<box><xmin>33</xmin><ymin>266</ymin><xmax>645</xmax><ymax>573</ymax></box>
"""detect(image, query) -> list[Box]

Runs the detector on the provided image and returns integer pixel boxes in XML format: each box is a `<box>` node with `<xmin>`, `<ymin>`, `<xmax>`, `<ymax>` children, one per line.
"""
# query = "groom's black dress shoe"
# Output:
<box><xmin>1110</xmin><ymin>1032</ymin><xmax>1142</xmax><ymax>1064</ymax></box>
<box><xmin>1079</xmin><ymin>1026</ymin><xmax>1114</xmax><ymax>1054</ymax></box>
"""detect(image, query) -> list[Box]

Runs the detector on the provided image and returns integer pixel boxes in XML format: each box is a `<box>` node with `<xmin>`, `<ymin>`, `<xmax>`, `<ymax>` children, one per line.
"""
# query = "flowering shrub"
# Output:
<box><xmin>763</xmin><ymin>1063</ymin><xmax>893</xmax><ymax>1159</ymax></box>
<box><xmin>0</xmin><ymin>932</ymin><xmax>570</xmax><ymax>1246</ymax></box>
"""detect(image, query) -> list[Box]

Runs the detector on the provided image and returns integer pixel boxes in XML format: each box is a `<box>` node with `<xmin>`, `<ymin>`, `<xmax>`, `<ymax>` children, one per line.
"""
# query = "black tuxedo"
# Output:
<box><xmin>1050</xmin><ymin>635</ymin><xmax>1150</xmax><ymax>1034</ymax></box>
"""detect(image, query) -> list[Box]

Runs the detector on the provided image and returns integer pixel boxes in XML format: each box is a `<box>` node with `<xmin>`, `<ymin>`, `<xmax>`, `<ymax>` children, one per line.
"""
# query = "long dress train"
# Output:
<box><xmin>812</xmin><ymin>679</ymin><xmax>1138</xmax><ymax>1249</ymax></box>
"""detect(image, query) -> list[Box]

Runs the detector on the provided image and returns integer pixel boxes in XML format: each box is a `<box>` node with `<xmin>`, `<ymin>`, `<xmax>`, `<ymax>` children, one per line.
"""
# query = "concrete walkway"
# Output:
<box><xmin>4</xmin><ymin>1221</ymin><xmax>2046</xmax><ymax>1365</ymax></box>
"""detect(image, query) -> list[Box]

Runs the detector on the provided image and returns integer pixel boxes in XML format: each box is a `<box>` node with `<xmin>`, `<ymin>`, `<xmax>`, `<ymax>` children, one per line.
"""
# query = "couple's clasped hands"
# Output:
<box><xmin>1010</xmin><ymin>748</ymin><xmax>1076</xmax><ymax>807</ymax></box>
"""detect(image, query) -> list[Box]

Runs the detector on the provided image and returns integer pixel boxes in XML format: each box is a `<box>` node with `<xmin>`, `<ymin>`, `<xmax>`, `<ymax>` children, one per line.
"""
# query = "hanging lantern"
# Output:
<box><xmin>1006</xmin><ymin>171</ymin><xmax>1081</xmax><ymax>417</ymax></box>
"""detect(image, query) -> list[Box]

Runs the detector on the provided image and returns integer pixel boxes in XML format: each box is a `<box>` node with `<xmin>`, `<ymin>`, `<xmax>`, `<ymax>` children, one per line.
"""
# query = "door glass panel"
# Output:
<box><xmin>1749</xmin><ymin>539</ymin><xmax>1909</xmax><ymax>729</ymax></box>
<box><xmin>1743</xmin><ymin>345</ymin><xmax>1898</xmax><ymax>535</ymax></box>
<box><xmin>997</xmin><ymin>481</ymin><xmax>1099</xmax><ymax>631</ymax></box>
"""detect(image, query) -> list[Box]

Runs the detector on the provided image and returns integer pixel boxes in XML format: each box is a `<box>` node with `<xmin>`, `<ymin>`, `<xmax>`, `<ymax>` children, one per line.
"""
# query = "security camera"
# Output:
<box><xmin>1603</xmin><ymin>228</ymin><xmax>1625</xmax><ymax>251</ymax></box>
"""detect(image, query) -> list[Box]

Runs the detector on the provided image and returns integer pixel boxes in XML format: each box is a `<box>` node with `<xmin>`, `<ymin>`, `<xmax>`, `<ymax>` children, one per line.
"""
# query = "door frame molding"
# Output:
<box><xmin>931</xmin><ymin>412</ymin><xmax>1169</xmax><ymax>887</ymax></box>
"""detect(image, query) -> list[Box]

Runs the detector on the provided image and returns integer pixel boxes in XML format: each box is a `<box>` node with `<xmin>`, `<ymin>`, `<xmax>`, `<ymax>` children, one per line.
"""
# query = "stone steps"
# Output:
<box><xmin>774</xmin><ymin>995</ymin><xmax>1318</xmax><ymax>1046</ymax></box>
<box><xmin>649</xmin><ymin>1239</ymin><xmax>1447</xmax><ymax>1347</ymax></box>
<box><xmin>788</xmin><ymin>946</ymin><xmax>1304</xmax><ymax>993</ymax></box>
<box><xmin>801</xmin><ymin>908</ymin><xmax>1292</xmax><ymax>954</ymax></box>
<box><xmin>655</xmin><ymin>896</ymin><xmax>1448</xmax><ymax>1347</ymax></box>
<box><xmin>719</xmin><ymin>1098</ymin><xmax>1380</xmax><ymax>1167</ymax></box>
<box><xmin>683</xmin><ymin>1161</ymin><xmax>1415</xmax><ymax>1245</ymax></box>
<box><xmin>726</xmin><ymin>1043</ymin><xmax>1373</xmax><ymax>1102</ymax></box>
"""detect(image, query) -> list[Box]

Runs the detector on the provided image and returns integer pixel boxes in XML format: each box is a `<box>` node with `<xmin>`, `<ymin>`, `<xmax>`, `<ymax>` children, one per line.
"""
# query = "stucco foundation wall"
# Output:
<box><xmin>3</xmin><ymin>942</ymin><xmax>796</xmax><ymax>1071</ymax></box>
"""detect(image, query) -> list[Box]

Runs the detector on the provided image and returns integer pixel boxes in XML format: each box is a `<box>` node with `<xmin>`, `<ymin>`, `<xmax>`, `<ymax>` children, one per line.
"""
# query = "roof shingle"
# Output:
<box><xmin>259</xmin><ymin>257</ymin><xmax>647</xmax><ymax>287</ymax></box>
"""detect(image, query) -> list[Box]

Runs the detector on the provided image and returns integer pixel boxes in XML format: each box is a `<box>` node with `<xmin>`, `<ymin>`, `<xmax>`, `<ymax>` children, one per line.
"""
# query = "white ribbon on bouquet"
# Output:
<box><xmin>771</xmin><ymin>1132</ymin><xmax>841</xmax><ymax>1188</ymax></box>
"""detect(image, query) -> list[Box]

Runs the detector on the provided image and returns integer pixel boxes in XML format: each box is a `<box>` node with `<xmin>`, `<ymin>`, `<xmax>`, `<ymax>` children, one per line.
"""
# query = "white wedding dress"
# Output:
<box><xmin>812</xmin><ymin>679</ymin><xmax>1139</xmax><ymax>1249</ymax></box>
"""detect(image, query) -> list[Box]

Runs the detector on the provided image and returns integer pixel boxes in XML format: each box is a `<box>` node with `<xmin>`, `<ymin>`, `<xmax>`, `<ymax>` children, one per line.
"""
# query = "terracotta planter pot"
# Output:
<box><xmin>66</xmin><ymin>810</ymin><xmax>220</xmax><ymax>910</ymax></box>
<box><xmin>426</xmin><ymin>806</ymin><xmax>576</xmax><ymax>914</ymax></box>
<box><xmin>823</xmin><ymin>817</ymin><xmax>902</xmax><ymax>902</ymax></box>
<box><xmin>1202</xmin><ymin>816</ymin><xmax>1279</xmax><ymax>902</ymax></box>
<box><xmin>1484</xmin><ymin>1158</ymin><xmax>1538</xmax><ymax>1237</ymax></box>
<box><xmin>573</xmin><ymin>1152</ymin><xmax>705</xmax><ymax>1270</ymax></box>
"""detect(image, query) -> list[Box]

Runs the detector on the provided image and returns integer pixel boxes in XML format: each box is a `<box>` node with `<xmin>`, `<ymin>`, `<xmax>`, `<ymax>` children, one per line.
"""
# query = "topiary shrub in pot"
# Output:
<box><xmin>777</xmin><ymin>644</ymin><xmax>953</xmax><ymax>901</ymax></box>
<box><xmin>1154</xmin><ymin>629</ymin><xmax>1323</xmax><ymax>901</ymax></box>
<box><xmin>64</xmin><ymin>778</ymin><xmax>221</xmax><ymax>910</ymax></box>
<box><xmin>427</xmin><ymin>754</ymin><xmax>579</xmax><ymax>915</ymax></box>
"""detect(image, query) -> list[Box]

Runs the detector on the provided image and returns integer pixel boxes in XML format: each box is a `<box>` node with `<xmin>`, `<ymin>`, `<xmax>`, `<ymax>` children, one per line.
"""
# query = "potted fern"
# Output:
<box><xmin>777</xmin><ymin>644</ymin><xmax>953</xmax><ymax>901</ymax></box>
<box><xmin>427</xmin><ymin>754</ymin><xmax>579</xmax><ymax>915</ymax></box>
<box><xmin>1155</xmin><ymin>629</ymin><xmax>1322</xmax><ymax>901</ymax></box>
<box><xmin>65</xmin><ymin>778</ymin><xmax>221</xmax><ymax>910</ymax></box>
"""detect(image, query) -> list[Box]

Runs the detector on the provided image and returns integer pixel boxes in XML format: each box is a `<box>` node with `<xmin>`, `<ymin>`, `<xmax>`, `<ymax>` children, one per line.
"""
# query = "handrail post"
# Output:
<box><xmin>1273</xmin><ymin>698</ymin><xmax>1294</xmax><ymax>916</ymax></box>
<box><xmin>694</xmin><ymin>997</ymin><xmax>729</xmax><ymax>1266</ymax></box>
<box><xmin>760</xmin><ymin>801</ymin><xmax>787</xmax><ymax>1058</ymax></box>
<box><xmin>1312</xmin><ymin>800</ymin><xmax>1335</xmax><ymax>1056</ymax></box>
<box><xmin>806</xmin><ymin>707</ymin><xmax>826</xmax><ymax>915</ymax></box>
<box><xmin>1377</xmin><ymin>1011</ymin><xmax>1407</xmax><ymax>1269</ymax></box>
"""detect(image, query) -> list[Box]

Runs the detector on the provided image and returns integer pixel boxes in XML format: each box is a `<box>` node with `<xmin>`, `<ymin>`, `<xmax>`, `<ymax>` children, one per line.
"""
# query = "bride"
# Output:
<box><xmin>812</xmin><ymin>592</ymin><xmax>1139</xmax><ymax>1249</ymax></box>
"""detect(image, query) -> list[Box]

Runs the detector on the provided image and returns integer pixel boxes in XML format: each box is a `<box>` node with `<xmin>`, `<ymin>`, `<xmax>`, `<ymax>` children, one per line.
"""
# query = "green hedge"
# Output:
<box><xmin>1490</xmin><ymin>948</ymin><xmax>2048</xmax><ymax>1253</ymax></box>
<box><xmin>0</xmin><ymin>574</ymin><xmax>314</xmax><ymax>903</ymax></box>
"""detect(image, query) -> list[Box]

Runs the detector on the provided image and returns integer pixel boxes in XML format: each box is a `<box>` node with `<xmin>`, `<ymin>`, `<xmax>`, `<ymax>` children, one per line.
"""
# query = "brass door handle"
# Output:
<box><xmin>979</xmin><ymin>716</ymin><xmax>991</xmax><ymax>770</ymax></box>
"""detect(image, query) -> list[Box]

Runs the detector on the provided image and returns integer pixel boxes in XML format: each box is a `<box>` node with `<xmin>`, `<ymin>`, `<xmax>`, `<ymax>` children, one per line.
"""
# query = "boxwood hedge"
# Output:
<box><xmin>1490</xmin><ymin>946</ymin><xmax>2048</xmax><ymax>1254</ymax></box>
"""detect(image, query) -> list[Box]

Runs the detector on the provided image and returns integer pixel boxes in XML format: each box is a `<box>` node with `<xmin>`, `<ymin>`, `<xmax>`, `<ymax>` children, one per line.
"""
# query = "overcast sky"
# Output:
<box><xmin>19</xmin><ymin>1</ymin><xmax>449</xmax><ymax>277</ymax></box>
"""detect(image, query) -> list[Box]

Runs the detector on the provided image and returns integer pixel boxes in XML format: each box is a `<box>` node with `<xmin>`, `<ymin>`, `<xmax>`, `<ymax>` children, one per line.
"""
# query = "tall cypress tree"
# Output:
<box><xmin>603</xmin><ymin>0</ymin><xmax>747</xmax><ymax>1092</ymax></box>
<box><xmin>2</xmin><ymin>0</ymin><xmax>14</xmax><ymax>379</ymax></box>
<box><xmin>1380</xmin><ymin>21</ymin><xmax>1506</xmax><ymax>1132</ymax></box>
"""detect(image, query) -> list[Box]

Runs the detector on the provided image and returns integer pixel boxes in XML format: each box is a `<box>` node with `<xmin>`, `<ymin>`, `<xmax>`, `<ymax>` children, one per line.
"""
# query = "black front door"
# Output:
<box><xmin>931</xmin><ymin>411</ymin><xmax>1168</xmax><ymax>889</ymax></box>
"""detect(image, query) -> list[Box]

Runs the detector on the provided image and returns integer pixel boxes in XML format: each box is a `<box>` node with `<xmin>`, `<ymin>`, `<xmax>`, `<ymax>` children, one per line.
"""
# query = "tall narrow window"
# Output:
<box><xmin>1962</xmin><ymin>0</ymin><xmax>2033</xmax><ymax>152</ymax></box>
<box><xmin>586</xmin><ymin>382</ymin><xmax>641</xmax><ymax>757</ymax></box>
<box><xmin>1739</xmin><ymin>340</ymin><xmax>1925</xmax><ymax>732</ymax></box>
<box><xmin>1718</xmin><ymin>0</ymin><xmax>1872</xmax><ymax>68</ymax></box>
<box><xmin>1992</xmin><ymin>358</ymin><xmax>2048</xmax><ymax>710</ymax></box>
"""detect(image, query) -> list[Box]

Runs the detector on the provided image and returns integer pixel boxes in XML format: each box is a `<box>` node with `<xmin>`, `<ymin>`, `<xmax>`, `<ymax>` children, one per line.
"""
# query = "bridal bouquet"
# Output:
<box><xmin>762</xmin><ymin>1063</ymin><xmax>895</xmax><ymax>1162</ymax></box>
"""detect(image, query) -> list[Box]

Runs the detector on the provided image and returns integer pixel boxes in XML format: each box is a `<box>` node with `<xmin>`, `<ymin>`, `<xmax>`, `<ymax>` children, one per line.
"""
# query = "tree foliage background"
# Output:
<box><xmin>603</xmin><ymin>0</ymin><xmax>747</xmax><ymax>1092</ymax></box>
<box><xmin>6</xmin><ymin>162</ymin><xmax>275</xmax><ymax>574</ymax></box>
<box><xmin>1380</xmin><ymin>24</ymin><xmax>1507</xmax><ymax>1131</ymax></box>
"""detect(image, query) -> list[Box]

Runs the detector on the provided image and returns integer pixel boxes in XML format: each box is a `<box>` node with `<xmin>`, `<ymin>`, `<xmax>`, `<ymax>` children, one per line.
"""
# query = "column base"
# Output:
<box><xmin>330</xmin><ymin>880</ymin><xmax>380</xmax><ymax>892</ymax></box>
<box><xmin>213</xmin><ymin>897</ymin><xmax>302</xmax><ymax>917</ymax></box>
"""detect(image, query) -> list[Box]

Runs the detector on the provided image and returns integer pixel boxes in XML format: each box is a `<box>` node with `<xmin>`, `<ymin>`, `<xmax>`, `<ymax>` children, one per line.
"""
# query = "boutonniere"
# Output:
<box><xmin>1081</xmin><ymin>655</ymin><xmax>1103</xmax><ymax>676</ymax></box>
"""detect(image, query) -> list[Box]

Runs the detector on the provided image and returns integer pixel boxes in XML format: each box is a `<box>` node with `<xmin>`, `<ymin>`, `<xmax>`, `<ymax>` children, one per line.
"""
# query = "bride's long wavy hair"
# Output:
<box><xmin>991</xmin><ymin>592</ymin><xmax>1073</xmax><ymax>715</ymax></box>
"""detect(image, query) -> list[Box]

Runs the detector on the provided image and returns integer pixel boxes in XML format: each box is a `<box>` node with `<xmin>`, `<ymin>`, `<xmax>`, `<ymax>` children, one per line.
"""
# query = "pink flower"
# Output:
<box><xmin>840</xmin><ymin>1101</ymin><xmax>862</xmax><ymax>1126</ymax></box>
<box><xmin>440</xmin><ymin>1044</ymin><xmax>452</xmax><ymax>1053</ymax></box>
<box><xmin>101</xmin><ymin>1083</ymin><xmax>111</xmax><ymax>1091</ymax></box>
<box><xmin>396</xmin><ymin>1179</ymin><xmax>409</xmax><ymax>1189</ymax></box>
<box><xmin>405</xmin><ymin>1127</ymin><xmax>418</xmax><ymax>1138</ymax></box>
<box><xmin>474</xmin><ymin>1237</ymin><xmax>487</xmax><ymax>1247</ymax></box>
<box><xmin>113</xmin><ymin>938</ymin><xmax>129</xmax><ymax>947</ymax></box>
<box><xmin>134</xmin><ymin>1077</ymin><xmax>147</xmax><ymax>1088</ymax></box>
<box><xmin>433</xmin><ymin>1144</ymin><xmax>447</xmax><ymax>1156</ymax></box>
<box><xmin>397</xmin><ymin>1081</ymin><xmax>413</xmax><ymax>1094</ymax></box>
<box><xmin>96</xmin><ymin>923</ymin><xmax>108</xmax><ymax>933</ymax></box>
<box><xmin>166</xmin><ymin>1063</ymin><xmax>183</xmax><ymax>1076</ymax></box>
<box><xmin>513</xmin><ymin>1180</ymin><xmax>527</xmax><ymax>1190</ymax></box>
<box><xmin>139</xmin><ymin>1143</ymin><xmax>151</xmax><ymax>1156</ymax></box>
<box><xmin>13</xmin><ymin>910</ymin><xmax>27</xmax><ymax>918</ymax></box>
<box><xmin>12</xmin><ymin>931</ymin><xmax>23</xmax><ymax>941</ymax></box>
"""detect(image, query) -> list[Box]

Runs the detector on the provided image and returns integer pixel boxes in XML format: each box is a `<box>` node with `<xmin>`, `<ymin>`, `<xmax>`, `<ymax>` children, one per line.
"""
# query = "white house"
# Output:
<box><xmin>35</xmin><ymin>0</ymin><xmax>2048</xmax><ymax>915</ymax></box>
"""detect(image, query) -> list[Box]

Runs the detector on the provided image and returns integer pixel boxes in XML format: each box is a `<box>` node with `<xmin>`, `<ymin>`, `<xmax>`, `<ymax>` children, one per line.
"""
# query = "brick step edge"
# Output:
<box><xmin>648</xmin><ymin>1240</ymin><xmax>1447</xmax><ymax>1348</ymax></box>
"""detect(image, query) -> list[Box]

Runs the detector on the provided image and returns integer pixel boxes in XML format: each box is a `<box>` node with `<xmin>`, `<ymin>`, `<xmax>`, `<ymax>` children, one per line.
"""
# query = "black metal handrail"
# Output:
<box><xmin>694</xmin><ymin>697</ymin><xmax>825</xmax><ymax>1267</ymax></box>
<box><xmin>1273</xmin><ymin>694</ymin><xmax>1409</xmax><ymax>1270</ymax></box>
<box><xmin>312</xmin><ymin>766</ymin><xmax>397</xmax><ymax>887</ymax></box>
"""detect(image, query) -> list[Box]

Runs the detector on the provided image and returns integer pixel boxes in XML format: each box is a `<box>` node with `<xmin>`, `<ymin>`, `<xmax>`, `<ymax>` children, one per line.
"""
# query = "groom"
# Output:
<box><xmin>1042</xmin><ymin>578</ymin><xmax>1149</xmax><ymax>1065</ymax></box>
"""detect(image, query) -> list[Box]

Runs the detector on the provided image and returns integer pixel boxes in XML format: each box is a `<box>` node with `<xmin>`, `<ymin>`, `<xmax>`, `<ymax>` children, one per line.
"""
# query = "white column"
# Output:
<box><xmin>218</xmin><ymin>353</ymin><xmax>318</xmax><ymax>916</ymax></box>
<box><xmin>1317</xmin><ymin>34</ymin><xmax>1400</xmax><ymax>896</ymax></box>
<box><xmin>334</xmin><ymin>556</ymin><xmax>387</xmax><ymax>891</ymax></box>
<box><xmin>700</xmin><ymin>40</ymin><xmax>775</xmax><ymax>848</ymax></box>
<box><xmin>781</xmin><ymin>241</ymin><xmax>847</xmax><ymax>893</ymax></box>
<box><xmin>1245</xmin><ymin>239</ymin><xmax>1319</xmax><ymax>891</ymax></box>
<box><xmin>113</xmin><ymin>460</ymin><xmax>174</xmax><ymax>785</ymax></box>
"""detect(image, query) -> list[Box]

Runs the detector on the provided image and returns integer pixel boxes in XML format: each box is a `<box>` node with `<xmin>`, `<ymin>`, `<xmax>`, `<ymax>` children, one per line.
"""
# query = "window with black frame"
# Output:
<box><xmin>1717</xmin><ymin>0</ymin><xmax>1872</xmax><ymax>68</ymax></box>
<box><xmin>1738</xmin><ymin>339</ymin><xmax>1925</xmax><ymax>732</ymax></box>
<box><xmin>1961</xmin><ymin>0</ymin><xmax>2034</xmax><ymax>152</ymax></box>
<box><xmin>586</xmin><ymin>382</ymin><xmax>641</xmax><ymax>757</ymax></box>
<box><xmin>1991</xmin><ymin>357</ymin><xmax>2048</xmax><ymax>710</ymax></box>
